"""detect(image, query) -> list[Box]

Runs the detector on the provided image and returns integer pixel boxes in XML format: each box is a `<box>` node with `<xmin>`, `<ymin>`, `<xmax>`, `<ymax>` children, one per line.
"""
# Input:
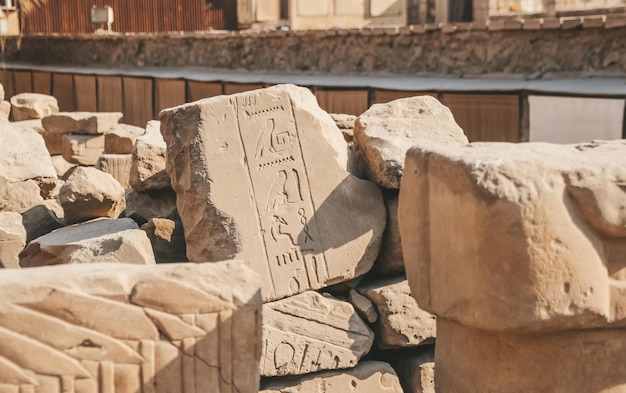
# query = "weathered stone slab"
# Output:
<box><xmin>161</xmin><ymin>84</ymin><xmax>385</xmax><ymax>301</ymax></box>
<box><xmin>359</xmin><ymin>277</ymin><xmax>436</xmax><ymax>349</ymax></box>
<box><xmin>10</xmin><ymin>93</ymin><xmax>59</xmax><ymax>121</ymax></box>
<box><xmin>0</xmin><ymin>260</ymin><xmax>261</xmax><ymax>393</ymax></box>
<box><xmin>61</xmin><ymin>133</ymin><xmax>105</xmax><ymax>166</ymax></box>
<box><xmin>59</xmin><ymin>166</ymin><xmax>126</xmax><ymax>225</ymax></box>
<box><xmin>349</xmin><ymin>288</ymin><xmax>378</xmax><ymax>323</ymax></box>
<box><xmin>96</xmin><ymin>153</ymin><xmax>132</xmax><ymax>188</ymax></box>
<box><xmin>354</xmin><ymin>96</ymin><xmax>468</xmax><ymax>189</ymax></box>
<box><xmin>125</xmin><ymin>188</ymin><xmax>177</xmax><ymax>225</ymax></box>
<box><xmin>129</xmin><ymin>120</ymin><xmax>170</xmax><ymax>192</ymax></box>
<box><xmin>42</xmin><ymin>111</ymin><xmax>123</xmax><ymax>134</ymax></box>
<box><xmin>260</xmin><ymin>361</ymin><xmax>403</xmax><ymax>393</ymax></box>
<box><xmin>105</xmin><ymin>123</ymin><xmax>145</xmax><ymax>154</ymax></box>
<box><xmin>141</xmin><ymin>218</ymin><xmax>187</xmax><ymax>263</ymax></box>
<box><xmin>0</xmin><ymin>211</ymin><xmax>26</xmax><ymax>268</ymax></box>
<box><xmin>261</xmin><ymin>291</ymin><xmax>373</xmax><ymax>377</ymax></box>
<box><xmin>21</xmin><ymin>204</ymin><xmax>64</xmax><ymax>243</ymax></box>
<box><xmin>19</xmin><ymin>218</ymin><xmax>156</xmax><ymax>267</ymax></box>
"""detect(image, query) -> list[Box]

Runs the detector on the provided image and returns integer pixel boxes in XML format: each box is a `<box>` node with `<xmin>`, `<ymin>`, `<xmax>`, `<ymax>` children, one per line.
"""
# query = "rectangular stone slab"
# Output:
<box><xmin>0</xmin><ymin>260</ymin><xmax>261</xmax><ymax>393</ymax></box>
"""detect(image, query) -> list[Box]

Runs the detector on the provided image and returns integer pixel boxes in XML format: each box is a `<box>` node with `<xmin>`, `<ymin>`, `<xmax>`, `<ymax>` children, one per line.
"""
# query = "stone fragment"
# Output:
<box><xmin>349</xmin><ymin>288</ymin><xmax>378</xmax><ymax>323</ymax></box>
<box><xmin>382</xmin><ymin>347</ymin><xmax>435</xmax><ymax>393</ymax></box>
<box><xmin>10</xmin><ymin>93</ymin><xmax>59</xmax><ymax>121</ymax></box>
<box><xmin>61</xmin><ymin>133</ymin><xmax>105</xmax><ymax>166</ymax></box>
<box><xmin>42</xmin><ymin>111</ymin><xmax>123</xmax><ymax>134</ymax></box>
<box><xmin>0</xmin><ymin>212</ymin><xmax>26</xmax><ymax>268</ymax></box>
<box><xmin>354</xmin><ymin>96</ymin><xmax>468</xmax><ymax>189</ymax></box>
<box><xmin>21</xmin><ymin>203</ymin><xmax>64</xmax><ymax>243</ymax></box>
<box><xmin>105</xmin><ymin>123</ymin><xmax>145</xmax><ymax>154</ymax></box>
<box><xmin>50</xmin><ymin>154</ymin><xmax>77</xmax><ymax>179</ymax></box>
<box><xmin>373</xmin><ymin>191</ymin><xmax>404</xmax><ymax>274</ymax></box>
<box><xmin>260</xmin><ymin>361</ymin><xmax>403</xmax><ymax>393</ymax></box>
<box><xmin>96</xmin><ymin>153</ymin><xmax>132</xmax><ymax>188</ymax></box>
<box><xmin>0</xmin><ymin>178</ymin><xmax>45</xmax><ymax>213</ymax></box>
<box><xmin>359</xmin><ymin>277</ymin><xmax>436</xmax><ymax>349</ymax></box>
<box><xmin>161</xmin><ymin>84</ymin><xmax>385</xmax><ymax>301</ymax></box>
<box><xmin>59</xmin><ymin>166</ymin><xmax>126</xmax><ymax>225</ymax></box>
<box><xmin>19</xmin><ymin>218</ymin><xmax>156</xmax><ymax>267</ymax></box>
<box><xmin>0</xmin><ymin>100</ymin><xmax>10</xmax><ymax>122</ymax></box>
<box><xmin>41</xmin><ymin>131</ymin><xmax>64</xmax><ymax>155</ymax></box>
<box><xmin>0</xmin><ymin>260</ymin><xmax>261</xmax><ymax>393</ymax></box>
<box><xmin>261</xmin><ymin>291</ymin><xmax>373</xmax><ymax>377</ymax></box>
<box><xmin>125</xmin><ymin>187</ymin><xmax>177</xmax><ymax>225</ymax></box>
<box><xmin>141</xmin><ymin>218</ymin><xmax>187</xmax><ymax>263</ymax></box>
<box><xmin>0</xmin><ymin>83</ymin><xmax>4</xmax><ymax>101</ymax></box>
<box><xmin>330</xmin><ymin>113</ymin><xmax>356</xmax><ymax>142</ymax></box>
<box><xmin>129</xmin><ymin>120</ymin><xmax>170</xmax><ymax>191</ymax></box>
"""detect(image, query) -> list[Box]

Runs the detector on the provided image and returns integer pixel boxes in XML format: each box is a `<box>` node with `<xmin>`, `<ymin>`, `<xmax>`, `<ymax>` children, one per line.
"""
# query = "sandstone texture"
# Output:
<box><xmin>61</xmin><ymin>133</ymin><xmax>105</xmax><ymax>166</ymax></box>
<box><xmin>129</xmin><ymin>120</ymin><xmax>170</xmax><ymax>192</ymax></box>
<box><xmin>125</xmin><ymin>188</ymin><xmax>177</xmax><ymax>225</ymax></box>
<box><xmin>10</xmin><ymin>92</ymin><xmax>59</xmax><ymax>121</ymax></box>
<box><xmin>59</xmin><ymin>166</ymin><xmax>126</xmax><ymax>225</ymax></box>
<box><xmin>330</xmin><ymin>113</ymin><xmax>356</xmax><ymax>142</ymax></box>
<box><xmin>0</xmin><ymin>100</ymin><xmax>11</xmax><ymax>122</ymax></box>
<box><xmin>19</xmin><ymin>218</ymin><xmax>156</xmax><ymax>267</ymax></box>
<box><xmin>385</xmin><ymin>349</ymin><xmax>435</xmax><ymax>393</ymax></box>
<box><xmin>96</xmin><ymin>153</ymin><xmax>132</xmax><ymax>188</ymax></box>
<box><xmin>261</xmin><ymin>361</ymin><xmax>403</xmax><ymax>393</ymax></box>
<box><xmin>354</xmin><ymin>96</ymin><xmax>468</xmax><ymax>189</ymax></box>
<box><xmin>161</xmin><ymin>84</ymin><xmax>385</xmax><ymax>301</ymax></box>
<box><xmin>141</xmin><ymin>218</ymin><xmax>187</xmax><ymax>263</ymax></box>
<box><xmin>0</xmin><ymin>260</ymin><xmax>262</xmax><ymax>393</ymax></box>
<box><xmin>50</xmin><ymin>154</ymin><xmax>77</xmax><ymax>179</ymax></box>
<box><xmin>349</xmin><ymin>288</ymin><xmax>378</xmax><ymax>323</ymax></box>
<box><xmin>42</xmin><ymin>111</ymin><xmax>123</xmax><ymax>134</ymax></box>
<box><xmin>374</xmin><ymin>192</ymin><xmax>404</xmax><ymax>274</ymax></box>
<box><xmin>105</xmin><ymin>123</ymin><xmax>145</xmax><ymax>154</ymax></box>
<box><xmin>0</xmin><ymin>211</ymin><xmax>26</xmax><ymax>268</ymax></box>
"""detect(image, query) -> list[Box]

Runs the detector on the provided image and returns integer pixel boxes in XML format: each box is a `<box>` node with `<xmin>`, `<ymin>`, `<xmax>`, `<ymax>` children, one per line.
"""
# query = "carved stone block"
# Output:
<box><xmin>0</xmin><ymin>260</ymin><xmax>262</xmax><ymax>393</ymax></box>
<box><xmin>129</xmin><ymin>120</ymin><xmax>171</xmax><ymax>192</ymax></box>
<box><xmin>42</xmin><ymin>112</ymin><xmax>123</xmax><ymax>134</ymax></box>
<box><xmin>105</xmin><ymin>123</ymin><xmax>145</xmax><ymax>154</ymax></box>
<box><xmin>161</xmin><ymin>84</ymin><xmax>385</xmax><ymax>301</ymax></box>
<box><xmin>10</xmin><ymin>93</ymin><xmax>59</xmax><ymax>121</ymax></box>
<box><xmin>61</xmin><ymin>134</ymin><xmax>105</xmax><ymax>166</ymax></box>
<box><xmin>96</xmin><ymin>153</ymin><xmax>132</xmax><ymax>188</ymax></box>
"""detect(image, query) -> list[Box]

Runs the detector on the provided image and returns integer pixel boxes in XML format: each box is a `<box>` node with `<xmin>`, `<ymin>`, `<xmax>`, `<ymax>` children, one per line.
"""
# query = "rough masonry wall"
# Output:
<box><xmin>3</xmin><ymin>24</ymin><xmax>626</xmax><ymax>78</ymax></box>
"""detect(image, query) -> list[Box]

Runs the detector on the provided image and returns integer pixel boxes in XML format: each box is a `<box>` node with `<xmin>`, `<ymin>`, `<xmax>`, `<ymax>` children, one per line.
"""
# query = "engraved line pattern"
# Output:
<box><xmin>258</xmin><ymin>155</ymin><xmax>295</xmax><ymax>170</ymax></box>
<box><xmin>245</xmin><ymin>105</ymin><xmax>285</xmax><ymax>118</ymax></box>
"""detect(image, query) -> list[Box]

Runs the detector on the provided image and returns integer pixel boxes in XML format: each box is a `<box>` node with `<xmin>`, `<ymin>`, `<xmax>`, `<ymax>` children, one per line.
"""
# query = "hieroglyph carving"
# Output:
<box><xmin>0</xmin><ymin>261</ymin><xmax>261</xmax><ymax>393</ymax></box>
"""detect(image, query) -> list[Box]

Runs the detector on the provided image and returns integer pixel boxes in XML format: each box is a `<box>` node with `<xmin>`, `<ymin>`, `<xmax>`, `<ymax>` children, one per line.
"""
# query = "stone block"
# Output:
<box><xmin>125</xmin><ymin>188</ymin><xmax>177</xmax><ymax>225</ymax></box>
<box><xmin>261</xmin><ymin>291</ymin><xmax>373</xmax><ymax>377</ymax></box>
<box><xmin>349</xmin><ymin>288</ymin><xmax>378</xmax><ymax>323</ymax></box>
<box><xmin>96</xmin><ymin>153</ymin><xmax>132</xmax><ymax>188</ymax></box>
<box><xmin>141</xmin><ymin>218</ymin><xmax>187</xmax><ymax>263</ymax></box>
<box><xmin>10</xmin><ymin>93</ymin><xmax>59</xmax><ymax>121</ymax></box>
<box><xmin>21</xmin><ymin>203</ymin><xmax>64</xmax><ymax>243</ymax></box>
<box><xmin>129</xmin><ymin>120</ymin><xmax>170</xmax><ymax>192</ymax></box>
<box><xmin>161</xmin><ymin>84</ymin><xmax>385</xmax><ymax>301</ymax></box>
<box><xmin>374</xmin><ymin>191</ymin><xmax>404</xmax><ymax>274</ymax></box>
<box><xmin>0</xmin><ymin>260</ymin><xmax>262</xmax><ymax>393</ymax></box>
<box><xmin>50</xmin><ymin>155</ymin><xmax>77</xmax><ymax>179</ymax></box>
<box><xmin>384</xmin><ymin>347</ymin><xmax>435</xmax><ymax>393</ymax></box>
<box><xmin>42</xmin><ymin>111</ymin><xmax>123</xmax><ymax>134</ymax></box>
<box><xmin>0</xmin><ymin>211</ymin><xmax>26</xmax><ymax>268</ymax></box>
<box><xmin>0</xmin><ymin>100</ymin><xmax>10</xmax><ymax>122</ymax></box>
<box><xmin>105</xmin><ymin>123</ymin><xmax>145</xmax><ymax>154</ymax></box>
<box><xmin>61</xmin><ymin>133</ymin><xmax>105</xmax><ymax>166</ymax></box>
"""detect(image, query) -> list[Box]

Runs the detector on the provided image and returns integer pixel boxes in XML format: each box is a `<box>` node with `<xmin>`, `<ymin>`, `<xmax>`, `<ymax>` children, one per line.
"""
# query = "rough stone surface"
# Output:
<box><xmin>59</xmin><ymin>166</ymin><xmax>126</xmax><ymax>225</ymax></box>
<box><xmin>19</xmin><ymin>218</ymin><xmax>156</xmax><ymax>267</ymax></box>
<box><xmin>0</xmin><ymin>260</ymin><xmax>262</xmax><ymax>393</ymax></box>
<box><xmin>383</xmin><ymin>347</ymin><xmax>435</xmax><ymax>393</ymax></box>
<box><xmin>50</xmin><ymin>154</ymin><xmax>77</xmax><ymax>179</ymax></box>
<box><xmin>349</xmin><ymin>288</ymin><xmax>378</xmax><ymax>323</ymax></box>
<box><xmin>330</xmin><ymin>113</ymin><xmax>356</xmax><ymax>142</ymax></box>
<box><xmin>129</xmin><ymin>120</ymin><xmax>170</xmax><ymax>192</ymax></box>
<box><xmin>10</xmin><ymin>93</ymin><xmax>59</xmax><ymax>121</ymax></box>
<box><xmin>125</xmin><ymin>188</ymin><xmax>178</xmax><ymax>225</ymax></box>
<box><xmin>359</xmin><ymin>277</ymin><xmax>436</xmax><ymax>349</ymax></box>
<box><xmin>161</xmin><ymin>84</ymin><xmax>385</xmax><ymax>301</ymax></box>
<box><xmin>261</xmin><ymin>361</ymin><xmax>403</xmax><ymax>393</ymax></box>
<box><xmin>61</xmin><ymin>133</ymin><xmax>105</xmax><ymax>166</ymax></box>
<box><xmin>374</xmin><ymin>191</ymin><xmax>404</xmax><ymax>274</ymax></box>
<box><xmin>96</xmin><ymin>153</ymin><xmax>132</xmax><ymax>188</ymax></box>
<box><xmin>354</xmin><ymin>96</ymin><xmax>468</xmax><ymax>189</ymax></box>
<box><xmin>42</xmin><ymin>111</ymin><xmax>123</xmax><ymax>134</ymax></box>
<box><xmin>21</xmin><ymin>203</ymin><xmax>64</xmax><ymax>243</ymax></box>
<box><xmin>105</xmin><ymin>123</ymin><xmax>145</xmax><ymax>154</ymax></box>
<box><xmin>141</xmin><ymin>218</ymin><xmax>187</xmax><ymax>263</ymax></box>
<box><xmin>0</xmin><ymin>211</ymin><xmax>26</xmax><ymax>268</ymax></box>
<box><xmin>0</xmin><ymin>100</ymin><xmax>11</xmax><ymax>122</ymax></box>
<box><xmin>399</xmin><ymin>140</ymin><xmax>626</xmax><ymax>332</ymax></box>
<box><xmin>261</xmin><ymin>291</ymin><xmax>373</xmax><ymax>377</ymax></box>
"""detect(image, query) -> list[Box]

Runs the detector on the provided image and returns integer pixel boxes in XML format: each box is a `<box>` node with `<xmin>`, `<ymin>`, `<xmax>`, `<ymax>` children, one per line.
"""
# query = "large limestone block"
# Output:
<box><xmin>399</xmin><ymin>140</ymin><xmax>626</xmax><ymax>332</ymax></box>
<box><xmin>59</xmin><ymin>166</ymin><xmax>126</xmax><ymax>225</ymax></box>
<box><xmin>0</xmin><ymin>211</ymin><xmax>26</xmax><ymax>268</ymax></box>
<box><xmin>359</xmin><ymin>277</ymin><xmax>436</xmax><ymax>349</ymax></box>
<box><xmin>129</xmin><ymin>120</ymin><xmax>170</xmax><ymax>192</ymax></box>
<box><xmin>261</xmin><ymin>291</ymin><xmax>373</xmax><ymax>377</ymax></box>
<box><xmin>0</xmin><ymin>260</ymin><xmax>262</xmax><ymax>393</ymax></box>
<box><xmin>161</xmin><ymin>84</ymin><xmax>385</xmax><ymax>301</ymax></box>
<box><xmin>125</xmin><ymin>188</ymin><xmax>178</xmax><ymax>225</ymax></box>
<box><xmin>61</xmin><ymin>133</ymin><xmax>105</xmax><ymax>166</ymax></box>
<box><xmin>19</xmin><ymin>218</ymin><xmax>156</xmax><ymax>267</ymax></box>
<box><xmin>141</xmin><ymin>218</ymin><xmax>187</xmax><ymax>263</ymax></box>
<box><xmin>105</xmin><ymin>123</ymin><xmax>145</xmax><ymax>154</ymax></box>
<box><xmin>354</xmin><ymin>96</ymin><xmax>468</xmax><ymax>189</ymax></box>
<box><xmin>42</xmin><ymin>111</ymin><xmax>123</xmax><ymax>134</ymax></box>
<box><xmin>10</xmin><ymin>93</ymin><xmax>59</xmax><ymax>121</ymax></box>
<box><xmin>260</xmin><ymin>361</ymin><xmax>403</xmax><ymax>393</ymax></box>
<box><xmin>96</xmin><ymin>153</ymin><xmax>132</xmax><ymax>188</ymax></box>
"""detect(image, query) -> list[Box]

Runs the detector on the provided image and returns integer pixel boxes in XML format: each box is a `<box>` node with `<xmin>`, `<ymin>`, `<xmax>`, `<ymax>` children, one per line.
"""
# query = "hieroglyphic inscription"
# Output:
<box><xmin>237</xmin><ymin>92</ymin><xmax>329</xmax><ymax>299</ymax></box>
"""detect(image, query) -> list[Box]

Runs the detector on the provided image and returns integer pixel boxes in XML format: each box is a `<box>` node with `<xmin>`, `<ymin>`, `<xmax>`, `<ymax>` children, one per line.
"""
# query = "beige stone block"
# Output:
<box><xmin>19</xmin><ymin>218</ymin><xmax>156</xmax><ymax>267</ymax></box>
<box><xmin>349</xmin><ymin>288</ymin><xmax>378</xmax><ymax>323</ymax></box>
<box><xmin>141</xmin><ymin>218</ymin><xmax>187</xmax><ymax>263</ymax></box>
<box><xmin>42</xmin><ymin>111</ymin><xmax>123</xmax><ymax>134</ymax></box>
<box><xmin>161</xmin><ymin>84</ymin><xmax>385</xmax><ymax>302</ymax></box>
<box><xmin>59</xmin><ymin>166</ymin><xmax>125</xmax><ymax>225</ymax></box>
<box><xmin>10</xmin><ymin>93</ymin><xmax>59</xmax><ymax>121</ymax></box>
<box><xmin>61</xmin><ymin>133</ymin><xmax>105</xmax><ymax>166</ymax></box>
<box><xmin>261</xmin><ymin>361</ymin><xmax>403</xmax><ymax>392</ymax></box>
<box><xmin>354</xmin><ymin>96</ymin><xmax>468</xmax><ymax>189</ymax></box>
<box><xmin>329</xmin><ymin>113</ymin><xmax>356</xmax><ymax>142</ymax></box>
<box><xmin>41</xmin><ymin>131</ymin><xmax>64</xmax><ymax>155</ymax></box>
<box><xmin>104</xmin><ymin>123</ymin><xmax>145</xmax><ymax>154</ymax></box>
<box><xmin>50</xmin><ymin>155</ymin><xmax>77</xmax><ymax>179</ymax></box>
<box><xmin>125</xmin><ymin>187</ymin><xmax>177</xmax><ymax>225</ymax></box>
<box><xmin>399</xmin><ymin>140</ymin><xmax>626</xmax><ymax>332</ymax></box>
<box><xmin>0</xmin><ymin>211</ymin><xmax>26</xmax><ymax>268</ymax></box>
<box><xmin>0</xmin><ymin>260</ymin><xmax>262</xmax><ymax>393</ymax></box>
<box><xmin>21</xmin><ymin>203</ymin><xmax>64</xmax><ymax>243</ymax></box>
<box><xmin>96</xmin><ymin>153</ymin><xmax>132</xmax><ymax>188</ymax></box>
<box><xmin>359</xmin><ymin>277</ymin><xmax>436</xmax><ymax>348</ymax></box>
<box><xmin>0</xmin><ymin>178</ymin><xmax>45</xmax><ymax>214</ymax></box>
<box><xmin>129</xmin><ymin>120</ymin><xmax>170</xmax><ymax>192</ymax></box>
<box><xmin>261</xmin><ymin>291</ymin><xmax>373</xmax><ymax>376</ymax></box>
